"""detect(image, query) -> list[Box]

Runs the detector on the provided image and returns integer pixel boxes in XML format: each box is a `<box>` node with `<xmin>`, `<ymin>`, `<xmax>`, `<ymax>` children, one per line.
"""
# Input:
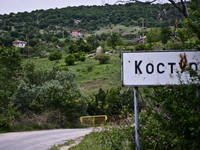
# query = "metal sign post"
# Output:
<box><xmin>134</xmin><ymin>87</ymin><xmax>140</xmax><ymax>150</ymax></box>
<box><xmin>121</xmin><ymin>51</ymin><xmax>200</xmax><ymax>150</ymax></box>
<box><xmin>197</xmin><ymin>87</ymin><xmax>200</xmax><ymax>150</ymax></box>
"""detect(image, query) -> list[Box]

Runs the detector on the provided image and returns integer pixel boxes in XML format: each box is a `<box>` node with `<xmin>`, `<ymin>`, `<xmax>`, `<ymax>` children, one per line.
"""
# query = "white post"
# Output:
<box><xmin>134</xmin><ymin>87</ymin><xmax>140</xmax><ymax>150</ymax></box>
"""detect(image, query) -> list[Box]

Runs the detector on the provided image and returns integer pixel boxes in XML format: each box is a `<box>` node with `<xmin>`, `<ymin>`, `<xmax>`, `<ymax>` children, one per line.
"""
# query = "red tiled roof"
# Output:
<box><xmin>72</xmin><ymin>30</ymin><xmax>81</xmax><ymax>32</ymax></box>
<box><xmin>12</xmin><ymin>40</ymin><xmax>27</xmax><ymax>44</ymax></box>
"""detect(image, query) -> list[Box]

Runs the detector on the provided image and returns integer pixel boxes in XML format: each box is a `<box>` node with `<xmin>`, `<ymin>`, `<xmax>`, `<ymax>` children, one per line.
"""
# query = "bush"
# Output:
<box><xmin>134</xmin><ymin>43</ymin><xmax>148</xmax><ymax>50</ymax></box>
<box><xmin>80</xmin><ymin>56</ymin><xmax>86</xmax><ymax>62</ymax></box>
<box><xmin>65</xmin><ymin>54</ymin><xmax>75</xmax><ymax>65</ymax></box>
<box><xmin>0</xmin><ymin>116</ymin><xmax>11</xmax><ymax>131</ymax></box>
<box><xmin>51</xmin><ymin>36</ymin><xmax>58</xmax><ymax>43</ymax></box>
<box><xmin>48</xmin><ymin>51</ymin><xmax>62</xmax><ymax>61</ymax></box>
<box><xmin>87</xmin><ymin>65</ymin><xmax>93</xmax><ymax>72</ymax></box>
<box><xmin>61</xmin><ymin>66</ymin><xmax>69</xmax><ymax>72</ymax></box>
<box><xmin>78</xmin><ymin>51</ymin><xmax>86</xmax><ymax>56</ymax></box>
<box><xmin>94</xmin><ymin>54</ymin><xmax>110</xmax><ymax>64</ymax></box>
<box><xmin>74</xmin><ymin>53</ymin><xmax>80</xmax><ymax>61</ymax></box>
<box><xmin>68</xmin><ymin>44</ymin><xmax>78</xmax><ymax>54</ymax></box>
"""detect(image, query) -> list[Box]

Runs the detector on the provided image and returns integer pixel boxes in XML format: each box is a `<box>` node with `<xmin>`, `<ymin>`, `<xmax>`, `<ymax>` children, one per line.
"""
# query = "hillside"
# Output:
<box><xmin>23</xmin><ymin>53</ymin><xmax>121</xmax><ymax>95</ymax></box>
<box><xmin>0</xmin><ymin>2</ymin><xmax>185</xmax><ymax>47</ymax></box>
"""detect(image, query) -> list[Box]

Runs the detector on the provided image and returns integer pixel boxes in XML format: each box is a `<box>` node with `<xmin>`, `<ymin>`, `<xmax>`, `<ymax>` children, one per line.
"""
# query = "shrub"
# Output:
<box><xmin>68</xmin><ymin>44</ymin><xmax>78</xmax><ymax>54</ymax></box>
<box><xmin>134</xmin><ymin>43</ymin><xmax>148</xmax><ymax>50</ymax></box>
<box><xmin>78</xmin><ymin>42</ymin><xmax>92</xmax><ymax>52</ymax></box>
<box><xmin>65</xmin><ymin>54</ymin><xmax>75</xmax><ymax>65</ymax></box>
<box><xmin>61</xmin><ymin>66</ymin><xmax>69</xmax><ymax>72</ymax></box>
<box><xmin>74</xmin><ymin>53</ymin><xmax>80</xmax><ymax>61</ymax></box>
<box><xmin>80</xmin><ymin>56</ymin><xmax>86</xmax><ymax>62</ymax></box>
<box><xmin>51</xmin><ymin>36</ymin><xmax>58</xmax><ymax>43</ymax></box>
<box><xmin>94</xmin><ymin>54</ymin><xmax>110</xmax><ymax>64</ymax></box>
<box><xmin>78</xmin><ymin>51</ymin><xmax>86</xmax><ymax>56</ymax></box>
<box><xmin>87</xmin><ymin>65</ymin><xmax>93</xmax><ymax>72</ymax></box>
<box><xmin>48</xmin><ymin>51</ymin><xmax>62</xmax><ymax>61</ymax></box>
<box><xmin>0</xmin><ymin>116</ymin><xmax>11</xmax><ymax>131</ymax></box>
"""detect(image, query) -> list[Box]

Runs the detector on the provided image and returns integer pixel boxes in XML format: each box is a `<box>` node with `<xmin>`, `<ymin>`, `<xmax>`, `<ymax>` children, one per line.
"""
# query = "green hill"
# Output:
<box><xmin>0</xmin><ymin>2</ymin><xmax>184</xmax><ymax>47</ymax></box>
<box><xmin>23</xmin><ymin>53</ymin><xmax>121</xmax><ymax>96</ymax></box>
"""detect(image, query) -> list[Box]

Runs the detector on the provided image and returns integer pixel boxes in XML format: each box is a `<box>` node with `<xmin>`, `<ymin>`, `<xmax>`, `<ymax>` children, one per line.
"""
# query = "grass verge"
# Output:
<box><xmin>50</xmin><ymin>140</ymin><xmax>75</xmax><ymax>150</ymax></box>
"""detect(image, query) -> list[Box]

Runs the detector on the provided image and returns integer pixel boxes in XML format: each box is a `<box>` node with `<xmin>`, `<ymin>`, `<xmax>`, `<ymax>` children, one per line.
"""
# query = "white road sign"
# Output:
<box><xmin>122</xmin><ymin>51</ymin><xmax>200</xmax><ymax>86</ymax></box>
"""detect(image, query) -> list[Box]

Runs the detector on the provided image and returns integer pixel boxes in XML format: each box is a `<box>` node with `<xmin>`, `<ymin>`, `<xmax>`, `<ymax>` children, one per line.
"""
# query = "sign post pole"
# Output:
<box><xmin>197</xmin><ymin>87</ymin><xmax>200</xmax><ymax>150</ymax></box>
<box><xmin>134</xmin><ymin>87</ymin><xmax>140</xmax><ymax>150</ymax></box>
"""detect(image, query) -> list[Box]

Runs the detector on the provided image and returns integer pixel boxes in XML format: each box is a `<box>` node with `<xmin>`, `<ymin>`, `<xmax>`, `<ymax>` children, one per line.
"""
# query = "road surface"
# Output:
<box><xmin>0</xmin><ymin>128</ymin><xmax>93</xmax><ymax>150</ymax></box>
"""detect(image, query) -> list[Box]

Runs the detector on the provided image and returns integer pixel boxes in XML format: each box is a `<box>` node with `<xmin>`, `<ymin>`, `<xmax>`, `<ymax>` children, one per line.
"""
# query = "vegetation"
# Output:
<box><xmin>0</xmin><ymin>1</ymin><xmax>200</xmax><ymax>149</ymax></box>
<box><xmin>65</xmin><ymin>54</ymin><xmax>76</xmax><ymax>65</ymax></box>
<box><xmin>48</xmin><ymin>51</ymin><xmax>62</xmax><ymax>61</ymax></box>
<box><xmin>51</xmin><ymin>140</ymin><xmax>75</xmax><ymax>150</ymax></box>
<box><xmin>94</xmin><ymin>54</ymin><xmax>110</xmax><ymax>64</ymax></box>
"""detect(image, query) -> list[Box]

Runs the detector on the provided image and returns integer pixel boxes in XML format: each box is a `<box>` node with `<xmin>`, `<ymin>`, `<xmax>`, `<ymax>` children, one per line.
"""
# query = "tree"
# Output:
<box><xmin>19</xmin><ymin>35</ymin><xmax>25</xmax><ymax>41</ymax></box>
<box><xmin>94</xmin><ymin>54</ymin><xmax>110</xmax><ymax>64</ymax></box>
<box><xmin>0</xmin><ymin>46</ymin><xmax>22</xmax><ymax>113</ymax></box>
<box><xmin>105</xmin><ymin>87</ymin><xmax>119</xmax><ymax>115</ymax></box>
<box><xmin>68</xmin><ymin>44</ymin><xmax>78</xmax><ymax>54</ymax></box>
<box><xmin>51</xmin><ymin>36</ymin><xmax>59</xmax><ymax>43</ymax></box>
<box><xmin>86</xmin><ymin>36</ymin><xmax>99</xmax><ymax>50</ymax></box>
<box><xmin>161</xmin><ymin>27</ymin><xmax>172</xmax><ymax>44</ymax></box>
<box><xmin>78</xmin><ymin>42</ymin><xmax>92</xmax><ymax>52</ymax></box>
<box><xmin>48</xmin><ymin>51</ymin><xmax>62</xmax><ymax>61</ymax></box>
<box><xmin>146</xmin><ymin>28</ymin><xmax>160</xmax><ymax>49</ymax></box>
<box><xmin>185</xmin><ymin>0</ymin><xmax>200</xmax><ymax>44</ymax></box>
<box><xmin>65</xmin><ymin>54</ymin><xmax>75</xmax><ymax>65</ymax></box>
<box><xmin>107</xmin><ymin>31</ymin><xmax>121</xmax><ymax>49</ymax></box>
<box><xmin>29</xmin><ymin>38</ymin><xmax>39</xmax><ymax>47</ymax></box>
<box><xmin>110</xmin><ymin>0</ymin><xmax>200</xmax><ymax>43</ymax></box>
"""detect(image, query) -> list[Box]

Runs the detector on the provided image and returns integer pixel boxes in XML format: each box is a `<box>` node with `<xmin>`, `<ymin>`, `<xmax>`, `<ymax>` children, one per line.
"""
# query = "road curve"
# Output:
<box><xmin>0</xmin><ymin>128</ymin><xmax>93</xmax><ymax>150</ymax></box>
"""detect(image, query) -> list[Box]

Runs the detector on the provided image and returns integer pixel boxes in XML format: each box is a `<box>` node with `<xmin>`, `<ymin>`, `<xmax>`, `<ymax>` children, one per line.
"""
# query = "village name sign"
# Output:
<box><xmin>122</xmin><ymin>50</ymin><xmax>200</xmax><ymax>150</ymax></box>
<box><xmin>122</xmin><ymin>51</ymin><xmax>200</xmax><ymax>86</ymax></box>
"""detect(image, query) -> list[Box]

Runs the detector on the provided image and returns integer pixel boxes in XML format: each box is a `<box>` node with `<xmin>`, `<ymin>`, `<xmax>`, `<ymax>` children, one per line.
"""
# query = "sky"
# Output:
<box><xmin>0</xmin><ymin>0</ymin><xmax>115</xmax><ymax>15</ymax></box>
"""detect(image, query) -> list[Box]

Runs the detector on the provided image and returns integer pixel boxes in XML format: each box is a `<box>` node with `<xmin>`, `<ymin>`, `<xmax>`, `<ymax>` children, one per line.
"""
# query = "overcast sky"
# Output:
<box><xmin>0</xmin><ymin>0</ymin><xmax>116</xmax><ymax>15</ymax></box>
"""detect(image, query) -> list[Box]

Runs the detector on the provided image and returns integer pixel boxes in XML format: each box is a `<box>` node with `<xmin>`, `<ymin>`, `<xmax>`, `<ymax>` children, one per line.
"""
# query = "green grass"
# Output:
<box><xmin>51</xmin><ymin>140</ymin><xmax>75</xmax><ymax>150</ymax></box>
<box><xmin>69</xmin><ymin>132</ymin><xmax>102</xmax><ymax>150</ymax></box>
<box><xmin>23</xmin><ymin>53</ymin><xmax>122</xmax><ymax>96</ymax></box>
<box><xmin>83</xmin><ymin>24</ymin><xmax>149</xmax><ymax>37</ymax></box>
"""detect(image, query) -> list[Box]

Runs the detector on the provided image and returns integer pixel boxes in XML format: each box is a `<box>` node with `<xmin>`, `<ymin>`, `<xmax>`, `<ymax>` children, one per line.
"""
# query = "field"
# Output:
<box><xmin>23</xmin><ymin>53</ymin><xmax>122</xmax><ymax>96</ymax></box>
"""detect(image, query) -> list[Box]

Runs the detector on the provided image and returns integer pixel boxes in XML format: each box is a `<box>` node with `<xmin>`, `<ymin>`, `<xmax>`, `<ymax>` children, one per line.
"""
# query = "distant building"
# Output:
<box><xmin>72</xmin><ymin>30</ymin><xmax>81</xmax><ymax>37</ymax></box>
<box><xmin>13</xmin><ymin>40</ymin><xmax>27</xmax><ymax>48</ymax></box>
<box><xmin>0</xmin><ymin>19</ymin><xmax>2</xmax><ymax>23</ymax></box>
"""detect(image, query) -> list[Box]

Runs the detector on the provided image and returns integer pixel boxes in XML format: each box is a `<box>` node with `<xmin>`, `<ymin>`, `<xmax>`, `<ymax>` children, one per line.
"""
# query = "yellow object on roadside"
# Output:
<box><xmin>80</xmin><ymin>115</ymin><xmax>107</xmax><ymax>126</ymax></box>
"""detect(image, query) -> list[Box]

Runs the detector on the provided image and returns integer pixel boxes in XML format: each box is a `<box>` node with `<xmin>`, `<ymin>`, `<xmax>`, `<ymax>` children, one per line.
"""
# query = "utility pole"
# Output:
<box><xmin>37</xmin><ymin>14</ymin><xmax>38</xmax><ymax>24</ymax></box>
<box><xmin>23</xmin><ymin>48</ymin><xmax>24</xmax><ymax>60</ymax></box>
<box><xmin>63</xmin><ymin>30</ymin><xmax>64</xmax><ymax>38</ymax></box>
<box><xmin>142</xmin><ymin>18</ymin><xmax>144</xmax><ymax>44</ymax></box>
<box><xmin>28</xmin><ymin>38</ymin><xmax>30</xmax><ymax>61</ymax></box>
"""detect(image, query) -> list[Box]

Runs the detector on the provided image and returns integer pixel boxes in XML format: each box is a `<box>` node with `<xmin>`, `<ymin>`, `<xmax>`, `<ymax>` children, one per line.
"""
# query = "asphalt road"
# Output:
<box><xmin>0</xmin><ymin>128</ymin><xmax>93</xmax><ymax>150</ymax></box>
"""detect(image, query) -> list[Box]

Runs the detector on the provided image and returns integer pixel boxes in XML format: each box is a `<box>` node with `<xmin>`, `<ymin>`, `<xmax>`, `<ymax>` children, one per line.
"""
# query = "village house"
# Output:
<box><xmin>72</xmin><ymin>30</ymin><xmax>81</xmax><ymax>37</ymax></box>
<box><xmin>12</xmin><ymin>40</ymin><xmax>27</xmax><ymax>48</ymax></box>
<box><xmin>0</xmin><ymin>19</ymin><xmax>2</xmax><ymax>23</ymax></box>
